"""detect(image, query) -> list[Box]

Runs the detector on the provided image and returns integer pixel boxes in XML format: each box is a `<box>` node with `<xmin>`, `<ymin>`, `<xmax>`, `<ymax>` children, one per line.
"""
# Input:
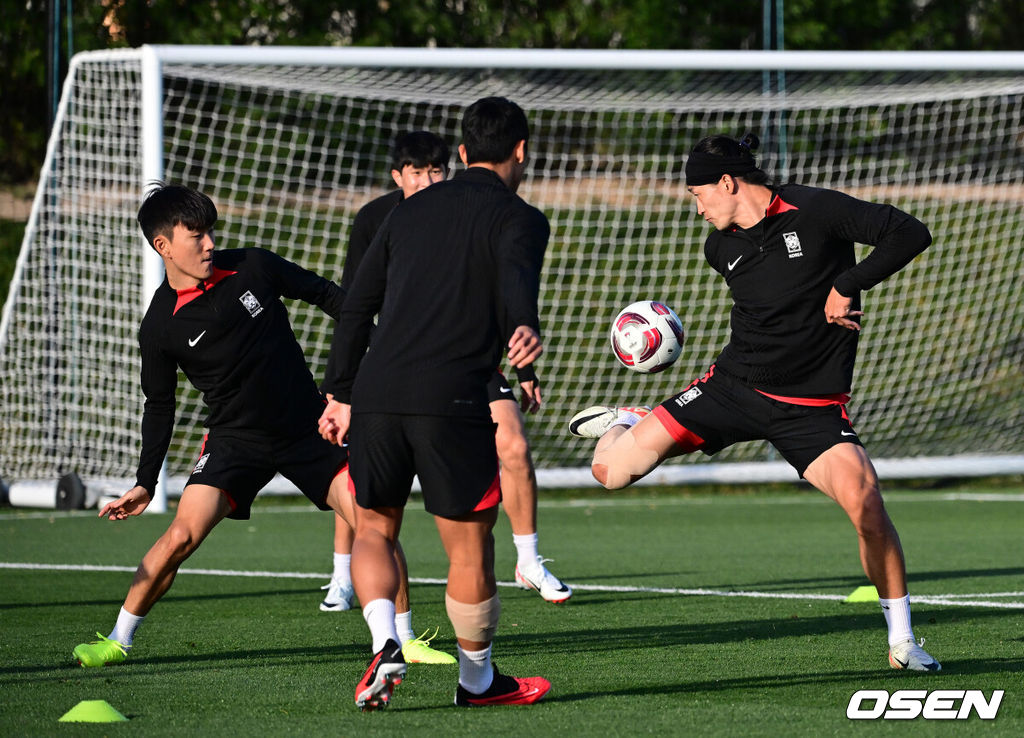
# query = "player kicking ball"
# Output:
<box><xmin>570</xmin><ymin>133</ymin><xmax>940</xmax><ymax>672</ymax></box>
<box><xmin>71</xmin><ymin>183</ymin><xmax>431</xmax><ymax>668</ymax></box>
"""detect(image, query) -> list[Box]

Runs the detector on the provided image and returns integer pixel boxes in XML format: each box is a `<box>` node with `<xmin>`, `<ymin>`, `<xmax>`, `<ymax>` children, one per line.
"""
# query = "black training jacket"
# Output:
<box><xmin>340</xmin><ymin>189</ymin><xmax>404</xmax><ymax>294</ymax></box>
<box><xmin>135</xmin><ymin>248</ymin><xmax>345</xmax><ymax>493</ymax></box>
<box><xmin>705</xmin><ymin>184</ymin><xmax>931</xmax><ymax>396</ymax></box>
<box><xmin>322</xmin><ymin>167</ymin><xmax>548</xmax><ymax>416</ymax></box>
<box><xmin>337</xmin><ymin>185</ymin><xmax>539</xmax><ymax>386</ymax></box>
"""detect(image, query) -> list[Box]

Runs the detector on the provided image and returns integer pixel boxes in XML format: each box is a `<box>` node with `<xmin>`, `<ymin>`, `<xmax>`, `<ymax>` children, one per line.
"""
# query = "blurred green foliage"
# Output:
<box><xmin>0</xmin><ymin>220</ymin><xmax>24</xmax><ymax>308</ymax></box>
<box><xmin>2</xmin><ymin>0</ymin><xmax>1023</xmax><ymax>186</ymax></box>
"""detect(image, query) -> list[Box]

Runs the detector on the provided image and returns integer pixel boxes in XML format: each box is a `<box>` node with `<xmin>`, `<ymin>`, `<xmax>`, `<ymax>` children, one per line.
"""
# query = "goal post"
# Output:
<box><xmin>2</xmin><ymin>47</ymin><xmax>1023</xmax><ymax>505</ymax></box>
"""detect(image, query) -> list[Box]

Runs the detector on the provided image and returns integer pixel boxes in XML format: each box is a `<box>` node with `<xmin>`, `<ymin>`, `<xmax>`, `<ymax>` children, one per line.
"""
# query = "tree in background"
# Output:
<box><xmin>1</xmin><ymin>0</ymin><xmax>1022</xmax><ymax>187</ymax></box>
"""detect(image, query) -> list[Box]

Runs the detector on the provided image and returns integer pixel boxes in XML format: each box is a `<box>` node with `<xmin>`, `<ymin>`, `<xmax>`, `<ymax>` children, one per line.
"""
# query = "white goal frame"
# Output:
<box><xmin>3</xmin><ymin>47</ymin><xmax>1023</xmax><ymax>508</ymax></box>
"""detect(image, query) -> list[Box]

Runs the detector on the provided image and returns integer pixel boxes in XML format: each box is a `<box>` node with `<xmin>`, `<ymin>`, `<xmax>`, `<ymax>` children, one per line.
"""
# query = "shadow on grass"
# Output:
<box><xmin>541</xmin><ymin>657</ymin><xmax>1024</xmax><ymax>704</ymax></box>
<box><xmin>2</xmin><ymin>639</ymin><xmax>373</xmax><ymax>679</ymax></box>
<box><xmin>492</xmin><ymin>606</ymin><xmax>1015</xmax><ymax>660</ymax></box>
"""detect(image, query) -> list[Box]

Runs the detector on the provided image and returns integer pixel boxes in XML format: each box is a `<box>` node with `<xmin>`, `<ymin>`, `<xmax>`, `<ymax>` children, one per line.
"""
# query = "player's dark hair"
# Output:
<box><xmin>137</xmin><ymin>183</ymin><xmax>218</xmax><ymax>249</ymax></box>
<box><xmin>461</xmin><ymin>96</ymin><xmax>530</xmax><ymax>165</ymax></box>
<box><xmin>688</xmin><ymin>133</ymin><xmax>773</xmax><ymax>186</ymax></box>
<box><xmin>390</xmin><ymin>131</ymin><xmax>450</xmax><ymax>172</ymax></box>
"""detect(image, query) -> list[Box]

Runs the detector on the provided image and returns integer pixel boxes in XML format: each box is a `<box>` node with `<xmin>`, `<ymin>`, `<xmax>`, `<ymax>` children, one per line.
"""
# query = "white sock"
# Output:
<box><xmin>879</xmin><ymin>594</ymin><xmax>915</xmax><ymax>647</ymax></box>
<box><xmin>513</xmin><ymin>533</ymin><xmax>539</xmax><ymax>569</ymax></box>
<box><xmin>332</xmin><ymin>552</ymin><xmax>351</xmax><ymax>584</ymax></box>
<box><xmin>614</xmin><ymin>409</ymin><xmax>643</xmax><ymax>429</ymax></box>
<box><xmin>457</xmin><ymin>645</ymin><xmax>494</xmax><ymax>694</ymax></box>
<box><xmin>109</xmin><ymin>607</ymin><xmax>143</xmax><ymax>647</ymax></box>
<box><xmin>395</xmin><ymin>610</ymin><xmax>415</xmax><ymax>644</ymax></box>
<box><xmin>362</xmin><ymin>598</ymin><xmax>399</xmax><ymax>653</ymax></box>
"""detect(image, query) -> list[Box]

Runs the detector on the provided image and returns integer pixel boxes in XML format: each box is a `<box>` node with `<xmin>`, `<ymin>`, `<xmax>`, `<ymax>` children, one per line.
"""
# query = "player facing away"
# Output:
<box><xmin>318</xmin><ymin>97</ymin><xmax>552</xmax><ymax>709</ymax></box>
<box><xmin>320</xmin><ymin>130</ymin><xmax>570</xmax><ymax>614</ymax></box>
<box><xmin>71</xmin><ymin>183</ymin><xmax>382</xmax><ymax>668</ymax></box>
<box><xmin>569</xmin><ymin>133</ymin><xmax>941</xmax><ymax>672</ymax></box>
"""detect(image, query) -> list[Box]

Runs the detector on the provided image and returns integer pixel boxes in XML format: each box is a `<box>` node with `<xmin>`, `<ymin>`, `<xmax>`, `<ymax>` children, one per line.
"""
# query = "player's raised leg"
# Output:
<box><xmin>434</xmin><ymin>508</ymin><xmax>550</xmax><ymax>707</ymax></box>
<box><xmin>73</xmin><ymin>484</ymin><xmax>232</xmax><ymax>667</ymax></box>
<box><xmin>803</xmin><ymin>443</ymin><xmax>940</xmax><ymax>671</ymax></box>
<box><xmin>569</xmin><ymin>406</ymin><xmax>684</xmax><ymax>490</ymax></box>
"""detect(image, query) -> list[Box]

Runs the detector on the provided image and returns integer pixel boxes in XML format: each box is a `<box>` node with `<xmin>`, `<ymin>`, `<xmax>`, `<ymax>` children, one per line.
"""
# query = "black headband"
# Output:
<box><xmin>684</xmin><ymin>151</ymin><xmax>759</xmax><ymax>186</ymax></box>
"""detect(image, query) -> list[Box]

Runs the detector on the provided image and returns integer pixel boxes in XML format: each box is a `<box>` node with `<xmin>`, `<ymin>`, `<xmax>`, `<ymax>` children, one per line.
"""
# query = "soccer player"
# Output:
<box><xmin>321</xmin><ymin>131</ymin><xmax>570</xmax><ymax>613</ymax></box>
<box><xmin>319</xmin><ymin>97</ymin><xmax>552</xmax><ymax>709</ymax></box>
<box><xmin>71</xmin><ymin>183</ymin><xmax>370</xmax><ymax>667</ymax></box>
<box><xmin>569</xmin><ymin>133</ymin><xmax>941</xmax><ymax>672</ymax></box>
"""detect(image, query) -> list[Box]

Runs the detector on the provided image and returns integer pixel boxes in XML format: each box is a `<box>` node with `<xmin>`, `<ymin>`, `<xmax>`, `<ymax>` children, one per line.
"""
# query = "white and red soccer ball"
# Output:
<box><xmin>610</xmin><ymin>300</ymin><xmax>685</xmax><ymax>373</ymax></box>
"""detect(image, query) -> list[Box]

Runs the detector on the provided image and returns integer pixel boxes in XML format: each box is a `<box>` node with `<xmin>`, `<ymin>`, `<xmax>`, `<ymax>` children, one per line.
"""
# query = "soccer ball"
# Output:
<box><xmin>610</xmin><ymin>300</ymin><xmax>684</xmax><ymax>373</ymax></box>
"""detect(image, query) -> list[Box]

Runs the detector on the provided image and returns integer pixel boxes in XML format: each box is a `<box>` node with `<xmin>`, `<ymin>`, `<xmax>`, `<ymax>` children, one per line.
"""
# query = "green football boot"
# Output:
<box><xmin>401</xmin><ymin>629</ymin><xmax>456</xmax><ymax>665</ymax></box>
<box><xmin>73</xmin><ymin>633</ymin><xmax>129</xmax><ymax>667</ymax></box>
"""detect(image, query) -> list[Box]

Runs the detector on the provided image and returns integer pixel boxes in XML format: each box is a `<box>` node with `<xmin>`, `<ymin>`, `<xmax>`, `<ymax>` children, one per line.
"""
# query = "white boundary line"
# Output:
<box><xmin>3</xmin><ymin>562</ymin><xmax>1021</xmax><ymax>610</ymax></box>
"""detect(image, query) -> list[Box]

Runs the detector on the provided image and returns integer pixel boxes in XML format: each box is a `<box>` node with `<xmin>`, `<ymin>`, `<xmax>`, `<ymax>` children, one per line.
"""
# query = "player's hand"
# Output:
<box><xmin>824</xmin><ymin>287</ymin><xmax>863</xmax><ymax>332</ymax></box>
<box><xmin>318</xmin><ymin>399</ymin><xmax>351</xmax><ymax>446</ymax></box>
<box><xmin>99</xmin><ymin>485</ymin><xmax>151</xmax><ymax>520</ymax></box>
<box><xmin>507</xmin><ymin>325</ymin><xmax>542</xmax><ymax>368</ymax></box>
<box><xmin>519</xmin><ymin>379</ymin><xmax>542</xmax><ymax>414</ymax></box>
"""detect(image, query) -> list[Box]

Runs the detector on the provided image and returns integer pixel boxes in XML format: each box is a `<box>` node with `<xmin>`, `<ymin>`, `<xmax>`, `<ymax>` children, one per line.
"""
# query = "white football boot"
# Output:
<box><xmin>568</xmin><ymin>405</ymin><xmax>651</xmax><ymax>438</ymax></box>
<box><xmin>319</xmin><ymin>578</ymin><xmax>355</xmax><ymax>612</ymax></box>
<box><xmin>515</xmin><ymin>556</ymin><xmax>572</xmax><ymax>604</ymax></box>
<box><xmin>888</xmin><ymin>638</ymin><xmax>941</xmax><ymax>671</ymax></box>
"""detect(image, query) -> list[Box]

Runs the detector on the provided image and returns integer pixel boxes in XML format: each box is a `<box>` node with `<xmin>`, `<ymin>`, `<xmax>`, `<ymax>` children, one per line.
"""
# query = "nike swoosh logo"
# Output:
<box><xmin>727</xmin><ymin>256</ymin><xmax>743</xmax><ymax>271</ymax></box>
<box><xmin>840</xmin><ymin>431</ymin><xmax>858</xmax><ymax>437</ymax></box>
<box><xmin>892</xmin><ymin>656</ymin><xmax>909</xmax><ymax>668</ymax></box>
<box><xmin>523</xmin><ymin>687</ymin><xmax>541</xmax><ymax>697</ymax></box>
<box><xmin>499</xmin><ymin>387</ymin><xmax>513</xmax><ymax>393</ymax></box>
<box><xmin>188</xmin><ymin>330</ymin><xmax>207</xmax><ymax>347</ymax></box>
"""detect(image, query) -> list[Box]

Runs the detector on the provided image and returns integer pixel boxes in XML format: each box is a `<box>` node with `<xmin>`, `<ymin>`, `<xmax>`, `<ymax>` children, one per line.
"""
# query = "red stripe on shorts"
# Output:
<box><xmin>755</xmin><ymin>389</ymin><xmax>850</xmax><ymax>406</ymax></box>
<box><xmin>755</xmin><ymin>389</ymin><xmax>853</xmax><ymax>422</ymax></box>
<box><xmin>653</xmin><ymin>406</ymin><xmax>706</xmax><ymax>453</ymax></box>
<box><xmin>472</xmin><ymin>470</ymin><xmax>503</xmax><ymax>512</ymax></box>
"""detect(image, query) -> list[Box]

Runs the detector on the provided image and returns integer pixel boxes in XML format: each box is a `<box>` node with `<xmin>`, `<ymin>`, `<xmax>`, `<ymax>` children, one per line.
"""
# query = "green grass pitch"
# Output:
<box><xmin>1</xmin><ymin>485</ymin><xmax>1022</xmax><ymax>735</ymax></box>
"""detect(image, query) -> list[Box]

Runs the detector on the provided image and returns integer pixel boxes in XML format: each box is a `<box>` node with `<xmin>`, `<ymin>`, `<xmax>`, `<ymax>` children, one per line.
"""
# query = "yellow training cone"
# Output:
<box><xmin>58</xmin><ymin>700</ymin><xmax>129</xmax><ymax>723</ymax></box>
<box><xmin>844</xmin><ymin>585</ymin><xmax>879</xmax><ymax>603</ymax></box>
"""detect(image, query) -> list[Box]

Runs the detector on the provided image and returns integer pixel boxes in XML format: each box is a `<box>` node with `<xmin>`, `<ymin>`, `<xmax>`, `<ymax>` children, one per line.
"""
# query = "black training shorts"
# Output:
<box><xmin>486</xmin><ymin>370</ymin><xmax>515</xmax><ymax>403</ymax></box>
<box><xmin>655</xmin><ymin>366</ymin><xmax>863</xmax><ymax>477</ymax></box>
<box><xmin>348</xmin><ymin>412</ymin><xmax>501</xmax><ymax>518</ymax></box>
<box><xmin>185</xmin><ymin>427</ymin><xmax>348</xmax><ymax>520</ymax></box>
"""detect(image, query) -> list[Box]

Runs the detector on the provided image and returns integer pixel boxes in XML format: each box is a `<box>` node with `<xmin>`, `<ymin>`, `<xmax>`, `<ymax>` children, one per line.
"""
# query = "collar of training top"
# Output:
<box><xmin>172</xmin><ymin>267</ymin><xmax>237</xmax><ymax>315</ymax></box>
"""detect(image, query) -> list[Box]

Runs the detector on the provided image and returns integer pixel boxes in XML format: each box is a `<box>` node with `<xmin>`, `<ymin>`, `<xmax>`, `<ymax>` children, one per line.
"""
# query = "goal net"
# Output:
<box><xmin>2</xmin><ymin>47</ymin><xmax>1022</xmax><ymax>503</ymax></box>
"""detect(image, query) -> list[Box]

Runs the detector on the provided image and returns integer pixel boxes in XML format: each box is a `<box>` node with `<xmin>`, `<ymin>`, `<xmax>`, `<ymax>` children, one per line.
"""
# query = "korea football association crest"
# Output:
<box><xmin>674</xmin><ymin>386</ymin><xmax>703</xmax><ymax>407</ymax></box>
<box><xmin>783</xmin><ymin>232</ymin><xmax>803</xmax><ymax>259</ymax></box>
<box><xmin>193</xmin><ymin>453</ymin><xmax>210</xmax><ymax>474</ymax></box>
<box><xmin>239</xmin><ymin>290</ymin><xmax>264</xmax><ymax>317</ymax></box>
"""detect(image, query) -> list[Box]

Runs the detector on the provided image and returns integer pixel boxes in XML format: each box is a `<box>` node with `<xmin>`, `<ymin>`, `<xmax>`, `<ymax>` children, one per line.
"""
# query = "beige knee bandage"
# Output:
<box><xmin>593</xmin><ymin>429</ymin><xmax>661</xmax><ymax>489</ymax></box>
<box><xmin>445</xmin><ymin>593</ymin><xmax>501</xmax><ymax>643</ymax></box>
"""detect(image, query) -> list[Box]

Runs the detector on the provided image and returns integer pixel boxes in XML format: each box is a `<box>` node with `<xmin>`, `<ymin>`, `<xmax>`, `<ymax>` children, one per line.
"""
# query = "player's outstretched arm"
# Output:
<box><xmin>507</xmin><ymin>325</ymin><xmax>542</xmax><ymax>368</ymax></box>
<box><xmin>99</xmin><ymin>485</ymin><xmax>152</xmax><ymax>520</ymax></box>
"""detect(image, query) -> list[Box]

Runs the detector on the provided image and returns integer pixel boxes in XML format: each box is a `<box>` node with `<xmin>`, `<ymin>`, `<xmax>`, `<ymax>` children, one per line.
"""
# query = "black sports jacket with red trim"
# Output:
<box><xmin>135</xmin><ymin>248</ymin><xmax>345</xmax><ymax>494</ymax></box>
<box><xmin>704</xmin><ymin>184</ymin><xmax>931</xmax><ymax>396</ymax></box>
